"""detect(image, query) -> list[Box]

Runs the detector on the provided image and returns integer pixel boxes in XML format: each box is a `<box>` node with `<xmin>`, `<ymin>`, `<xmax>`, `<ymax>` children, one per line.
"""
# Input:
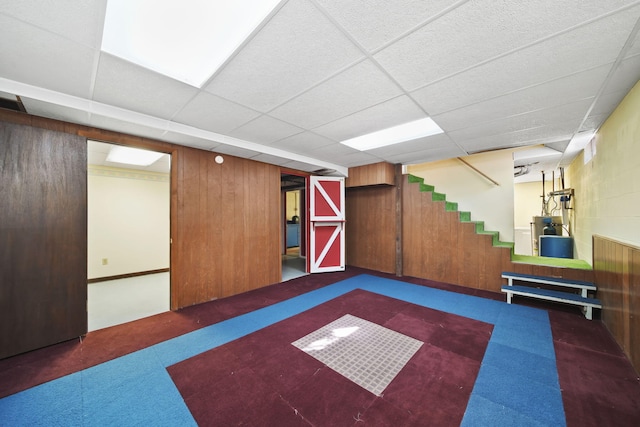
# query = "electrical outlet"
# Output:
<box><xmin>102</xmin><ymin>258</ymin><xmax>108</xmax><ymax>265</ymax></box>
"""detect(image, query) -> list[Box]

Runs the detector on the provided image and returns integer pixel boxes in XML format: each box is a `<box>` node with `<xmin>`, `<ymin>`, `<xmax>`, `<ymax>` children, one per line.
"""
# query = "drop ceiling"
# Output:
<box><xmin>1</xmin><ymin>0</ymin><xmax>639</xmax><ymax>182</ymax></box>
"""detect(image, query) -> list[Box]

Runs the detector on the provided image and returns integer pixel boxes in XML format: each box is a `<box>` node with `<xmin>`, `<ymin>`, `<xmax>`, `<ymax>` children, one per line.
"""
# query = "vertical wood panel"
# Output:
<box><xmin>630</xmin><ymin>249</ymin><xmax>640</xmax><ymax>371</ymax></box>
<box><xmin>0</xmin><ymin>122</ymin><xmax>87</xmax><ymax>359</ymax></box>
<box><xmin>457</xmin><ymin>222</ymin><xmax>480</xmax><ymax>288</ymax></box>
<box><xmin>173</xmin><ymin>149</ymin><xmax>281</xmax><ymax>307</ymax></box>
<box><xmin>346</xmin><ymin>162</ymin><xmax>395</xmax><ymax>187</ymax></box>
<box><xmin>594</xmin><ymin>235</ymin><xmax>640</xmax><ymax>373</ymax></box>
<box><xmin>401</xmin><ymin>180</ymin><xmax>420</xmax><ymax>277</ymax></box>
<box><xmin>345</xmin><ymin>186</ymin><xmax>396</xmax><ymax>273</ymax></box>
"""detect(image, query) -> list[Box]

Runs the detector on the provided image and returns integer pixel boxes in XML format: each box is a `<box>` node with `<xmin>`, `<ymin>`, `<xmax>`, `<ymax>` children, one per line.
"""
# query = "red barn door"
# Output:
<box><xmin>308</xmin><ymin>176</ymin><xmax>345</xmax><ymax>273</ymax></box>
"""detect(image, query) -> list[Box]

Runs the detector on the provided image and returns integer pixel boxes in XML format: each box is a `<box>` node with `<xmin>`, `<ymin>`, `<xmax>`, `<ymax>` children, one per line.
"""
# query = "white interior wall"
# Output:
<box><xmin>407</xmin><ymin>149</ymin><xmax>515</xmax><ymax>242</ymax></box>
<box><xmin>88</xmin><ymin>166</ymin><xmax>170</xmax><ymax>279</ymax></box>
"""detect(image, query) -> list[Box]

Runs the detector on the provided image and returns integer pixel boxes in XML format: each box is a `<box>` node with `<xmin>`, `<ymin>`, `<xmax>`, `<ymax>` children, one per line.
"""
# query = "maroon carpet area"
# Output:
<box><xmin>167</xmin><ymin>289</ymin><xmax>493</xmax><ymax>426</ymax></box>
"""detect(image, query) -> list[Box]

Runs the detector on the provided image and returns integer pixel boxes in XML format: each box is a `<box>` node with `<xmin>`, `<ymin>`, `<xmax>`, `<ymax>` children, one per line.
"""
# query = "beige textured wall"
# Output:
<box><xmin>408</xmin><ymin>150</ymin><xmax>515</xmax><ymax>242</ymax></box>
<box><xmin>286</xmin><ymin>190</ymin><xmax>300</xmax><ymax>221</ymax></box>
<box><xmin>88</xmin><ymin>166</ymin><xmax>170</xmax><ymax>279</ymax></box>
<box><xmin>568</xmin><ymin>80</ymin><xmax>640</xmax><ymax>262</ymax></box>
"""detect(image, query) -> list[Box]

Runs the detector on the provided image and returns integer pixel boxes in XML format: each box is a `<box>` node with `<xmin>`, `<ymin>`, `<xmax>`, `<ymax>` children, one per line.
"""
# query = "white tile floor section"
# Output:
<box><xmin>292</xmin><ymin>314</ymin><xmax>423</xmax><ymax>396</ymax></box>
<box><xmin>87</xmin><ymin>272</ymin><xmax>170</xmax><ymax>331</ymax></box>
<box><xmin>282</xmin><ymin>255</ymin><xmax>308</xmax><ymax>282</ymax></box>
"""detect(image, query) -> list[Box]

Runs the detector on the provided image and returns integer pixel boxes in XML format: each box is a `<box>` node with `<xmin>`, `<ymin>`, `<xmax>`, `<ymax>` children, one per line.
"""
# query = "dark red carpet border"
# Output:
<box><xmin>167</xmin><ymin>289</ymin><xmax>493</xmax><ymax>426</ymax></box>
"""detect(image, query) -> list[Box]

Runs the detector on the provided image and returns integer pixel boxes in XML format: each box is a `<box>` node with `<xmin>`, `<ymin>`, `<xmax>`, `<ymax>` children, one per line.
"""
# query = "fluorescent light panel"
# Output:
<box><xmin>101</xmin><ymin>0</ymin><xmax>281</xmax><ymax>87</ymax></box>
<box><xmin>107</xmin><ymin>146</ymin><xmax>164</xmax><ymax>166</ymax></box>
<box><xmin>340</xmin><ymin>118</ymin><xmax>444</xmax><ymax>151</ymax></box>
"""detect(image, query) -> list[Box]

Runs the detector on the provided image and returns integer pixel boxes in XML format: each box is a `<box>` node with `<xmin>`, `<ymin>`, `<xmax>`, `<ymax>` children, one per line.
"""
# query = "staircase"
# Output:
<box><xmin>407</xmin><ymin>174</ymin><xmax>515</xmax><ymax>250</ymax></box>
<box><xmin>403</xmin><ymin>175</ymin><xmax>593</xmax><ymax>293</ymax></box>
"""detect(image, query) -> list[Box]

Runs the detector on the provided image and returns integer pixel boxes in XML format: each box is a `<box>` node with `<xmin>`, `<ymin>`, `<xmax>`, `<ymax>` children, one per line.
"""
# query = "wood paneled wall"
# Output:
<box><xmin>593</xmin><ymin>235</ymin><xmax>640</xmax><ymax>373</ymax></box>
<box><xmin>0</xmin><ymin>110</ymin><xmax>282</xmax><ymax>357</ymax></box>
<box><xmin>1</xmin><ymin>122</ymin><xmax>87</xmax><ymax>359</ymax></box>
<box><xmin>346</xmin><ymin>185</ymin><xmax>397</xmax><ymax>274</ymax></box>
<box><xmin>172</xmin><ymin>147</ymin><xmax>281</xmax><ymax>308</ymax></box>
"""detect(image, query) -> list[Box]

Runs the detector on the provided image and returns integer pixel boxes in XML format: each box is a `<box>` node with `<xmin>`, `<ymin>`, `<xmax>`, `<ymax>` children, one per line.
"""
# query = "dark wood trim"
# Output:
<box><xmin>395</xmin><ymin>164</ymin><xmax>403</xmax><ymax>277</ymax></box>
<box><xmin>87</xmin><ymin>268</ymin><xmax>170</xmax><ymax>284</ymax></box>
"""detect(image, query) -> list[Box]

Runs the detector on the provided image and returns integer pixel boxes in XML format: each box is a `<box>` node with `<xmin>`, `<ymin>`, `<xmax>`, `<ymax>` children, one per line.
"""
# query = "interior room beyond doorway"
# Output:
<box><xmin>281</xmin><ymin>173</ymin><xmax>307</xmax><ymax>282</ymax></box>
<box><xmin>87</xmin><ymin>140</ymin><xmax>171</xmax><ymax>330</ymax></box>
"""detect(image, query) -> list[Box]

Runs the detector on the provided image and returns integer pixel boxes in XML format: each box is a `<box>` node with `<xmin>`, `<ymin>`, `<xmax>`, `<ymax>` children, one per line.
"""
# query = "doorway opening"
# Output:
<box><xmin>87</xmin><ymin>140</ymin><xmax>171</xmax><ymax>330</ymax></box>
<box><xmin>281</xmin><ymin>172</ymin><xmax>308</xmax><ymax>282</ymax></box>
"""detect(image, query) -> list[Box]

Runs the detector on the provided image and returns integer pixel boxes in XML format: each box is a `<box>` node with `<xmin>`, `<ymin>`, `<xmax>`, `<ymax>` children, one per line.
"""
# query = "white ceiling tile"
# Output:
<box><xmin>589</xmin><ymin>89</ymin><xmax>631</xmax><ymax>119</ymax></box>
<box><xmin>0</xmin><ymin>14</ymin><xmax>96</xmax><ymax>98</ymax></box>
<box><xmin>172</xmin><ymin>91</ymin><xmax>260</xmax><ymax>134</ymax></box>
<box><xmin>250</xmin><ymin>153</ymin><xmax>295</xmax><ymax>166</ymax></box>
<box><xmin>270</xmin><ymin>60</ymin><xmax>403</xmax><ymax>129</ymax></box>
<box><xmin>513</xmin><ymin>146</ymin><xmax>562</xmax><ymax>166</ymax></box>
<box><xmin>93</xmin><ymin>54</ymin><xmax>200</xmax><ymax>120</ymax></box>
<box><xmin>305</xmin><ymin>142</ymin><xmax>361</xmax><ymax>159</ymax></box>
<box><xmin>21</xmin><ymin>97</ymin><xmax>91</xmax><ymax>125</ymax></box>
<box><xmin>447</xmin><ymin>98</ymin><xmax>594</xmax><ymax>142</ymax></box>
<box><xmin>411</xmin><ymin>5</ymin><xmax>640</xmax><ymax>115</ymax></box>
<box><xmin>338</xmin><ymin>152</ymin><xmax>384</xmax><ymax>167</ymax></box>
<box><xmin>315</xmin><ymin>0</ymin><xmax>461</xmax><ymax>51</ymax></box>
<box><xmin>212</xmin><ymin>145</ymin><xmax>263</xmax><ymax>159</ymax></box>
<box><xmin>280</xmin><ymin>160</ymin><xmax>323</xmax><ymax>173</ymax></box>
<box><xmin>388</xmin><ymin>145</ymin><xmax>468</xmax><ymax>165</ymax></box>
<box><xmin>625</xmin><ymin>22</ymin><xmax>640</xmax><ymax>58</ymax></box>
<box><xmin>270</xmin><ymin>131</ymin><xmax>336</xmax><ymax>153</ymax></box>
<box><xmin>229</xmin><ymin>115</ymin><xmax>304</xmax><ymax>144</ymax></box>
<box><xmin>0</xmin><ymin>0</ymin><xmax>107</xmax><ymax>48</ymax></box>
<box><xmin>432</xmin><ymin>65</ymin><xmax>611</xmax><ymax>132</ymax></box>
<box><xmin>312</xmin><ymin>95</ymin><xmax>426</xmax><ymax>141</ymax></box>
<box><xmin>204</xmin><ymin>0</ymin><xmax>364</xmax><ymax>112</ymax></box>
<box><xmin>459</xmin><ymin>118</ymin><xmax>582</xmax><ymax>154</ymax></box>
<box><xmin>375</xmin><ymin>0</ymin><xmax>638</xmax><ymax>90</ymax></box>
<box><xmin>160</xmin><ymin>132</ymin><xmax>219</xmax><ymax>151</ymax></box>
<box><xmin>88</xmin><ymin>113</ymin><xmax>168</xmax><ymax>140</ymax></box>
<box><xmin>600</xmin><ymin>54</ymin><xmax>640</xmax><ymax>96</ymax></box>
<box><xmin>581</xmin><ymin>114</ymin><xmax>609</xmax><ymax>132</ymax></box>
<box><xmin>367</xmin><ymin>133</ymin><xmax>457</xmax><ymax>157</ymax></box>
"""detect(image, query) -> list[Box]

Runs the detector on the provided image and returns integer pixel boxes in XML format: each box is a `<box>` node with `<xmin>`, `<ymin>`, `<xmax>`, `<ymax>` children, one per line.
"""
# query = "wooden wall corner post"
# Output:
<box><xmin>395</xmin><ymin>164</ymin><xmax>403</xmax><ymax>277</ymax></box>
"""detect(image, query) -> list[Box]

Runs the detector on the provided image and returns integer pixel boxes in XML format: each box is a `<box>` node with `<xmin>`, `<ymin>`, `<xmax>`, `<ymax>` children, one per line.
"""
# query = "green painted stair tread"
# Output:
<box><xmin>511</xmin><ymin>254</ymin><xmax>592</xmax><ymax>270</ymax></box>
<box><xmin>407</xmin><ymin>174</ymin><xmax>423</xmax><ymax>184</ymax></box>
<box><xmin>407</xmin><ymin>174</ymin><xmax>515</xmax><ymax>250</ymax></box>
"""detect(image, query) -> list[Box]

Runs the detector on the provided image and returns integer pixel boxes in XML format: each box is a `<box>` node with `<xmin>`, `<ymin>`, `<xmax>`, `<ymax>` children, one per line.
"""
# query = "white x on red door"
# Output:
<box><xmin>309</xmin><ymin>176</ymin><xmax>345</xmax><ymax>273</ymax></box>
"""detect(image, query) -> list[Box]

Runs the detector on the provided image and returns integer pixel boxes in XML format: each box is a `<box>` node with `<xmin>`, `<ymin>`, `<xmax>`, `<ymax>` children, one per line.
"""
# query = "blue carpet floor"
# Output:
<box><xmin>0</xmin><ymin>274</ymin><xmax>565</xmax><ymax>426</ymax></box>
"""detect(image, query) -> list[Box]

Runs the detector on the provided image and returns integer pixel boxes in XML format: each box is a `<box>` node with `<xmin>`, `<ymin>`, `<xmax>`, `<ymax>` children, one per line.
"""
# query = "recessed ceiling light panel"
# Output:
<box><xmin>106</xmin><ymin>146</ymin><xmax>164</xmax><ymax>166</ymax></box>
<box><xmin>340</xmin><ymin>117</ymin><xmax>444</xmax><ymax>151</ymax></box>
<box><xmin>101</xmin><ymin>0</ymin><xmax>281</xmax><ymax>87</ymax></box>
